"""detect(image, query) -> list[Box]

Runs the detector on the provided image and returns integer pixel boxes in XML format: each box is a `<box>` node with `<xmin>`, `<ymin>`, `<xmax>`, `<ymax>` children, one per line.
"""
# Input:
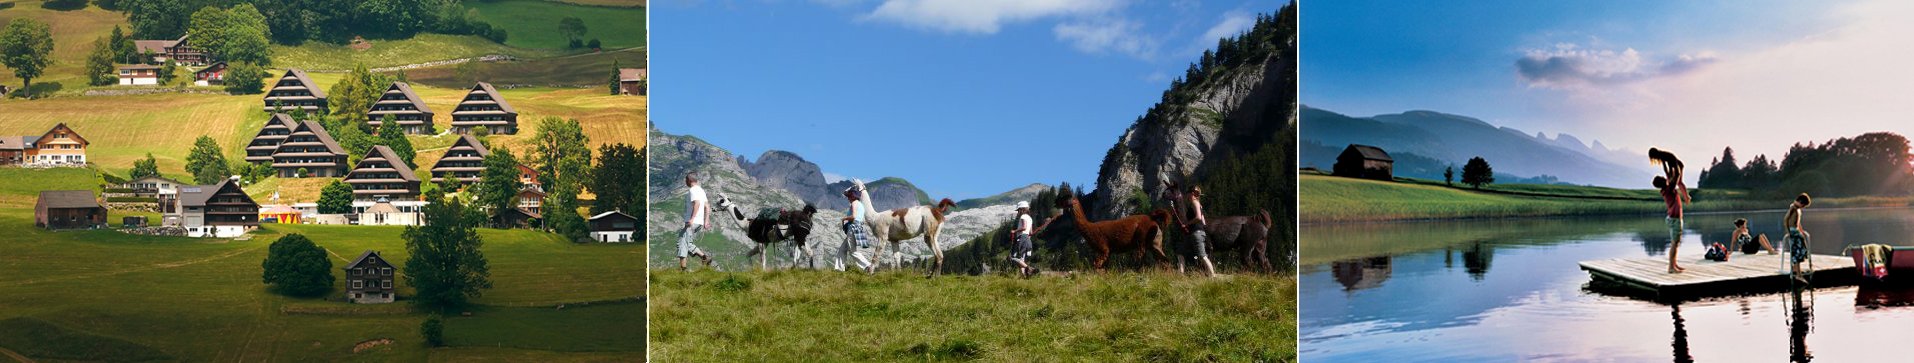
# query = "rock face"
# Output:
<box><xmin>649</xmin><ymin>131</ymin><xmax>1015</xmax><ymax>269</ymax></box>
<box><xmin>737</xmin><ymin>150</ymin><xmax>931</xmax><ymax>212</ymax></box>
<box><xmin>1090</xmin><ymin>28</ymin><xmax>1297</xmax><ymax>219</ymax></box>
<box><xmin>824</xmin><ymin>178</ymin><xmax>930</xmax><ymax>212</ymax></box>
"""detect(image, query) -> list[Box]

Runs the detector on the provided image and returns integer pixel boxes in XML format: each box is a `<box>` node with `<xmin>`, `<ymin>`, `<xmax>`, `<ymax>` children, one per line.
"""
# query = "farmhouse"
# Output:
<box><xmin>516</xmin><ymin>164</ymin><xmax>545</xmax><ymax>213</ymax></box>
<box><xmin>588</xmin><ymin>210</ymin><xmax>639</xmax><ymax>242</ymax></box>
<box><xmin>0</xmin><ymin>135</ymin><xmax>30</xmax><ymax>165</ymax></box>
<box><xmin>193</xmin><ymin>62</ymin><xmax>227</xmax><ymax>86</ymax></box>
<box><xmin>35</xmin><ymin>190</ymin><xmax>106</xmax><ymax>230</ymax></box>
<box><xmin>494</xmin><ymin>207</ymin><xmax>539</xmax><ymax>229</ymax></box>
<box><xmin>5</xmin><ymin>123</ymin><xmax>91</xmax><ymax>167</ymax></box>
<box><xmin>168</xmin><ymin>178</ymin><xmax>260</xmax><ymax>238</ymax></box>
<box><xmin>618</xmin><ymin>68</ymin><xmax>647</xmax><ymax>95</ymax></box>
<box><xmin>116</xmin><ymin>175</ymin><xmax>185</xmax><ymax>212</ymax></box>
<box><xmin>450</xmin><ymin>82</ymin><xmax>518</xmax><ymax>134</ymax></box>
<box><xmin>366</xmin><ymin>82</ymin><xmax>435</xmax><ymax>134</ymax></box>
<box><xmin>263</xmin><ymin>69</ymin><xmax>328</xmax><ymax>114</ymax></box>
<box><xmin>344</xmin><ymin>251</ymin><xmax>397</xmax><ymax>304</ymax></box>
<box><xmin>1333</xmin><ymin>144</ymin><xmax>1394</xmax><ymax>181</ymax></box>
<box><xmin>132</xmin><ymin>35</ymin><xmax>210</xmax><ymax>65</ymax></box>
<box><xmin>117</xmin><ymin>64</ymin><xmax>161</xmax><ymax>86</ymax></box>
<box><xmin>271</xmin><ymin>121</ymin><xmax>349</xmax><ymax>177</ymax></box>
<box><xmin>344</xmin><ymin>145</ymin><xmax>420</xmax><ymax>201</ymax></box>
<box><xmin>357</xmin><ymin>198</ymin><xmax>421</xmax><ymax>226</ymax></box>
<box><xmin>246</xmin><ymin>114</ymin><xmax>297</xmax><ymax>164</ymax></box>
<box><xmin>429</xmin><ymin>135</ymin><xmax>489</xmax><ymax>184</ymax></box>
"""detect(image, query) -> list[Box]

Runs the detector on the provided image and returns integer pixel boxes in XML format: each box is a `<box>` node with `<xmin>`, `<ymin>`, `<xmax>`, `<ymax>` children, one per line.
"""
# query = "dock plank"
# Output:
<box><xmin>1580</xmin><ymin>253</ymin><xmax>1852</xmax><ymax>293</ymax></box>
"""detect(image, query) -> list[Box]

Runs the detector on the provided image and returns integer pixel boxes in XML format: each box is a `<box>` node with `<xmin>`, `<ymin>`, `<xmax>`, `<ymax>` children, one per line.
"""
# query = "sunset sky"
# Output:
<box><xmin>1304</xmin><ymin>0</ymin><xmax>1914</xmax><ymax>177</ymax></box>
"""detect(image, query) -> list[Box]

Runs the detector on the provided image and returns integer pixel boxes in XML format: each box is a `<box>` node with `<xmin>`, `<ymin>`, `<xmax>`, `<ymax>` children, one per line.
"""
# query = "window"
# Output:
<box><xmin>381</xmin><ymin>268</ymin><xmax>392</xmax><ymax>276</ymax></box>
<box><xmin>352</xmin><ymin>280</ymin><xmax>364</xmax><ymax>289</ymax></box>
<box><xmin>381</xmin><ymin>280</ymin><xmax>392</xmax><ymax>289</ymax></box>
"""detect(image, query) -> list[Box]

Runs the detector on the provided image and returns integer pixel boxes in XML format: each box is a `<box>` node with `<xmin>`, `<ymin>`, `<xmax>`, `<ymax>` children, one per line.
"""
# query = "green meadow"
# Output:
<box><xmin>467</xmin><ymin>0</ymin><xmax>649</xmax><ymax>50</ymax></box>
<box><xmin>1301</xmin><ymin>173</ymin><xmax>1914</xmax><ymax>224</ymax></box>
<box><xmin>0</xmin><ymin>165</ymin><xmax>643</xmax><ymax>362</ymax></box>
<box><xmin>650</xmin><ymin>270</ymin><xmax>1296</xmax><ymax>362</ymax></box>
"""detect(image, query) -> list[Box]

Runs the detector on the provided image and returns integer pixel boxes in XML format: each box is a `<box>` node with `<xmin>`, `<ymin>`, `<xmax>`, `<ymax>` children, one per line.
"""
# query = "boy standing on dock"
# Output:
<box><xmin>1651</xmin><ymin>148</ymin><xmax>1690</xmax><ymax>274</ymax></box>
<box><xmin>1784</xmin><ymin>193</ymin><xmax>1813</xmax><ymax>275</ymax></box>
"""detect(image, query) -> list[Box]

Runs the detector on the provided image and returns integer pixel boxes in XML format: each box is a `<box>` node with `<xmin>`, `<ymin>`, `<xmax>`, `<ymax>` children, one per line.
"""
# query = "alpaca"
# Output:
<box><xmin>1040</xmin><ymin>195</ymin><xmax>1171</xmax><ymax>271</ymax></box>
<box><xmin>1163</xmin><ymin>182</ymin><xmax>1274</xmax><ymax>273</ymax></box>
<box><xmin>713</xmin><ymin>195</ymin><xmax>819</xmax><ymax>270</ymax></box>
<box><xmin>853</xmin><ymin>180</ymin><xmax>956</xmax><ymax>277</ymax></box>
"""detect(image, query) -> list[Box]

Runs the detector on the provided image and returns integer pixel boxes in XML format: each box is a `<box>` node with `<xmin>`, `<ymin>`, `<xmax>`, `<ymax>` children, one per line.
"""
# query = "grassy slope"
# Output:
<box><xmin>1301</xmin><ymin>173</ymin><xmax>1914</xmax><ymax>223</ymax></box>
<box><xmin>273</xmin><ymin>34</ymin><xmax>562</xmax><ymax>71</ymax></box>
<box><xmin>0</xmin><ymin>167</ymin><xmax>643</xmax><ymax>361</ymax></box>
<box><xmin>468</xmin><ymin>0</ymin><xmax>648</xmax><ymax>50</ymax></box>
<box><xmin>650</xmin><ymin>270</ymin><xmax>1296</xmax><ymax>362</ymax></box>
<box><xmin>406</xmin><ymin>47</ymin><xmax>647</xmax><ymax>89</ymax></box>
<box><xmin>0</xmin><ymin>1</ymin><xmax>125</xmax><ymax>93</ymax></box>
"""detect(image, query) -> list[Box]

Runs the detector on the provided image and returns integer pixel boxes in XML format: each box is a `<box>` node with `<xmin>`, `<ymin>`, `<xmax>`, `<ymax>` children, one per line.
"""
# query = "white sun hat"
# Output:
<box><xmin>1016</xmin><ymin>201</ymin><xmax>1029</xmax><ymax>209</ymax></box>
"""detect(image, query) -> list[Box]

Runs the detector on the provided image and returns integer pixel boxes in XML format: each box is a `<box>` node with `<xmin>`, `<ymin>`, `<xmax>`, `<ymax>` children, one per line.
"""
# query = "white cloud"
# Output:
<box><xmin>1515</xmin><ymin>43</ymin><xmax>1718</xmax><ymax>90</ymax></box>
<box><xmin>861</xmin><ymin>0</ymin><xmax>1120</xmax><ymax>34</ymax></box>
<box><xmin>1054</xmin><ymin>18</ymin><xmax>1157</xmax><ymax>59</ymax></box>
<box><xmin>1196</xmin><ymin>10</ymin><xmax>1255</xmax><ymax>46</ymax></box>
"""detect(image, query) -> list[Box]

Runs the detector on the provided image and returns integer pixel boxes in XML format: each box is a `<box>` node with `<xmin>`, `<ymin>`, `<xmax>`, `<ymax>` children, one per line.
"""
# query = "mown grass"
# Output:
<box><xmin>468</xmin><ymin>0</ymin><xmax>648</xmax><ymax>50</ymax></box>
<box><xmin>0</xmin><ymin>1</ymin><xmax>126</xmax><ymax>94</ymax></box>
<box><xmin>649</xmin><ymin>270</ymin><xmax>1297</xmax><ymax>362</ymax></box>
<box><xmin>1301</xmin><ymin>174</ymin><xmax>1914</xmax><ymax>224</ymax></box>
<box><xmin>407</xmin><ymin>48</ymin><xmax>647</xmax><ymax>89</ymax></box>
<box><xmin>443</xmin><ymin>302</ymin><xmax>645</xmax><ymax>352</ymax></box>
<box><xmin>272</xmin><ymin>34</ymin><xmax>563</xmax><ymax>71</ymax></box>
<box><xmin>0</xmin><ymin>317</ymin><xmax>172</xmax><ymax>362</ymax></box>
<box><xmin>0</xmin><ymin>168</ymin><xmax>643</xmax><ymax>361</ymax></box>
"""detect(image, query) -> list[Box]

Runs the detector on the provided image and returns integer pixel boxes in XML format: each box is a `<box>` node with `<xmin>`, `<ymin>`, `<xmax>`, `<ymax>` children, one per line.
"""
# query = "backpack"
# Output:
<box><xmin>1705</xmin><ymin>242</ymin><xmax>1730</xmax><ymax>262</ymax></box>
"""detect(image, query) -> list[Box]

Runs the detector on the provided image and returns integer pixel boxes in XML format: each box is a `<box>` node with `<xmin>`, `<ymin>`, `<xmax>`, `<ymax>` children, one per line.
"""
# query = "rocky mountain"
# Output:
<box><xmin>737</xmin><ymin>150</ymin><xmax>931</xmax><ymax>212</ymax></box>
<box><xmin>1299</xmin><ymin>106</ymin><xmax>1652</xmax><ymax>187</ymax></box>
<box><xmin>1090</xmin><ymin>9</ymin><xmax>1297</xmax><ymax>219</ymax></box>
<box><xmin>955</xmin><ymin>183</ymin><xmax>1049</xmax><ymax>210</ymax></box>
<box><xmin>648</xmin><ymin>131</ymin><xmax>1019</xmax><ymax>269</ymax></box>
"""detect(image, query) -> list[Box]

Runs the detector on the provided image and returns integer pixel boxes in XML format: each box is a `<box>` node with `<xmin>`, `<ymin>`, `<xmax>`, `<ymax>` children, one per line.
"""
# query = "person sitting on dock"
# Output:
<box><xmin>1732</xmin><ymin>218</ymin><xmax>1777</xmax><ymax>255</ymax></box>
<box><xmin>1651</xmin><ymin>148</ymin><xmax>1691</xmax><ymax>274</ymax></box>
<box><xmin>1784</xmin><ymin>193</ymin><xmax>1813</xmax><ymax>275</ymax></box>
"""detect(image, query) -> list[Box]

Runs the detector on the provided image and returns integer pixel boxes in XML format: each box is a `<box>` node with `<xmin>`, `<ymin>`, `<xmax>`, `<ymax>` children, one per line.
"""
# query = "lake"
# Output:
<box><xmin>1299</xmin><ymin>207</ymin><xmax>1914</xmax><ymax>362</ymax></box>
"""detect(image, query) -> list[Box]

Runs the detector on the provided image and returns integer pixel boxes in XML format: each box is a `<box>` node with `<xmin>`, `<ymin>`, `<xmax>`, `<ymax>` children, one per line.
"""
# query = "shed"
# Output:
<box><xmin>36</xmin><ymin>190</ymin><xmax>106</xmax><ymax>229</ymax></box>
<box><xmin>587</xmin><ymin>210</ymin><xmax>639</xmax><ymax>242</ymax></box>
<box><xmin>1333</xmin><ymin>144</ymin><xmax>1394</xmax><ymax>181</ymax></box>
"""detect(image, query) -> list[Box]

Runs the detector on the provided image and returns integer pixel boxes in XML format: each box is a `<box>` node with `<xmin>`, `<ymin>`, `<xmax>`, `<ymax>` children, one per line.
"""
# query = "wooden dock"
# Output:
<box><xmin>1580</xmin><ymin>253</ymin><xmax>1856</xmax><ymax>300</ymax></box>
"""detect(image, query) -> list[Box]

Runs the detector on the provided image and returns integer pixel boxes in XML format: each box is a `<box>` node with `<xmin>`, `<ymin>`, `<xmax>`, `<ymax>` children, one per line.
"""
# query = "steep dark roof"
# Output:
<box><xmin>473</xmin><ymin>82</ymin><xmax>516</xmax><ymax>114</ymax></box>
<box><xmin>387</xmin><ymin>82</ymin><xmax>432</xmax><ymax>114</ymax></box>
<box><xmin>178</xmin><ymin>179</ymin><xmax>251</xmax><ymax>207</ymax></box>
<box><xmin>299</xmin><ymin>120</ymin><xmax>348</xmax><ymax>155</ymax></box>
<box><xmin>455</xmin><ymin>134</ymin><xmax>489</xmax><ymax>156</ymax></box>
<box><xmin>132</xmin><ymin>39</ymin><xmax>174</xmax><ymax>54</ymax></box>
<box><xmin>37</xmin><ymin>190</ymin><xmax>100</xmax><ymax>209</ymax></box>
<box><xmin>589</xmin><ymin>210</ymin><xmax>637</xmax><ymax>222</ymax></box>
<box><xmin>284</xmin><ymin>69</ymin><xmax>327</xmax><ymax>98</ymax></box>
<box><xmin>1343</xmin><ymin>144</ymin><xmax>1393</xmax><ymax>162</ymax></box>
<box><xmin>360</xmin><ymin>145</ymin><xmax>419</xmax><ymax>182</ymax></box>
<box><xmin>344</xmin><ymin>250</ymin><xmax>389</xmax><ymax>269</ymax></box>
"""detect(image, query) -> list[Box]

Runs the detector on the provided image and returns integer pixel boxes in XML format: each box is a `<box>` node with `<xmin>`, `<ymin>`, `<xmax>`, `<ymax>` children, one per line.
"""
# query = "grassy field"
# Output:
<box><xmin>468</xmin><ymin>0</ymin><xmax>648</xmax><ymax>50</ymax></box>
<box><xmin>650</xmin><ymin>270</ymin><xmax>1296</xmax><ymax>362</ymax></box>
<box><xmin>407</xmin><ymin>48</ymin><xmax>647</xmax><ymax>89</ymax></box>
<box><xmin>0</xmin><ymin>1</ymin><xmax>126</xmax><ymax>94</ymax></box>
<box><xmin>1301</xmin><ymin>173</ymin><xmax>1914</xmax><ymax>223</ymax></box>
<box><xmin>273</xmin><ymin>34</ymin><xmax>563</xmax><ymax>71</ymax></box>
<box><xmin>0</xmin><ymin>167</ymin><xmax>644</xmax><ymax>361</ymax></box>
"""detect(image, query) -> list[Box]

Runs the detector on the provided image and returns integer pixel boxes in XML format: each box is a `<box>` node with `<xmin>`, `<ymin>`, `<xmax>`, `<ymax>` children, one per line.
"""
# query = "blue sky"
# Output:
<box><xmin>652</xmin><ymin>0</ymin><xmax>1279</xmax><ymax>199</ymax></box>
<box><xmin>1305</xmin><ymin>0</ymin><xmax>1914</xmax><ymax>174</ymax></box>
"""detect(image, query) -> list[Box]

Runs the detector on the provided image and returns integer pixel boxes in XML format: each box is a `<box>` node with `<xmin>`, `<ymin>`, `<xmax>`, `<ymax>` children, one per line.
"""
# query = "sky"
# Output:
<box><xmin>651</xmin><ymin>0</ymin><xmax>1278</xmax><ymax>199</ymax></box>
<box><xmin>1304</xmin><ymin>0</ymin><xmax>1914</xmax><ymax>181</ymax></box>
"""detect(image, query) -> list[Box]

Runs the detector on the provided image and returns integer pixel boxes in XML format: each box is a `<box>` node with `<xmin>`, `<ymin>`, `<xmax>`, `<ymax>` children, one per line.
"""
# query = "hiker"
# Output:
<box><xmin>678</xmin><ymin>174</ymin><xmax>714</xmax><ymax>271</ymax></box>
<box><xmin>1731</xmin><ymin>218</ymin><xmax>1777</xmax><ymax>255</ymax></box>
<box><xmin>1007</xmin><ymin>201</ymin><xmax>1038</xmax><ymax>278</ymax></box>
<box><xmin>1179</xmin><ymin>185</ymin><xmax>1218</xmax><ymax>277</ymax></box>
<box><xmin>837</xmin><ymin>184</ymin><xmax>875</xmax><ymax>273</ymax></box>
<box><xmin>1651</xmin><ymin>148</ymin><xmax>1690</xmax><ymax>274</ymax></box>
<box><xmin>1784</xmin><ymin>193</ymin><xmax>1813</xmax><ymax>275</ymax></box>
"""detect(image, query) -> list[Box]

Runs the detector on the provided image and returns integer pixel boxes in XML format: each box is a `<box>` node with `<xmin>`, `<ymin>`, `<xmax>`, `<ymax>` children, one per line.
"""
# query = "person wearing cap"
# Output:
<box><xmin>677</xmin><ymin>174</ymin><xmax>714</xmax><ymax>271</ymax></box>
<box><xmin>837</xmin><ymin>181</ymin><xmax>875</xmax><ymax>272</ymax></box>
<box><xmin>1180</xmin><ymin>185</ymin><xmax>1217</xmax><ymax>277</ymax></box>
<box><xmin>1007</xmin><ymin>201</ymin><xmax>1038</xmax><ymax>278</ymax></box>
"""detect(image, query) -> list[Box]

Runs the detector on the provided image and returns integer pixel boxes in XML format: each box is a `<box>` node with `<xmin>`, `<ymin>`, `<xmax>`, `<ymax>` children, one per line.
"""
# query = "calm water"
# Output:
<box><xmin>1299</xmin><ymin>207</ymin><xmax>1914</xmax><ymax>362</ymax></box>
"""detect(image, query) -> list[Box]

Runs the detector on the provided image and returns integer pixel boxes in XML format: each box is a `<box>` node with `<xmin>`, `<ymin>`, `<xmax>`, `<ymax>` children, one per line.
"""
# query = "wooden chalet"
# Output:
<box><xmin>1333</xmin><ymin>144</ymin><xmax>1395</xmax><ymax>181</ymax></box>
<box><xmin>344</xmin><ymin>251</ymin><xmax>397</xmax><ymax>304</ymax></box>
<box><xmin>35</xmin><ymin>190</ymin><xmax>105</xmax><ymax>230</ymax></box>
<box><xmin>117</xmin><ymin>64</ymin><xmax>161</xmax><ymax>86</ymax></box>
<box><xmin>271</xmin><ymin>121</ymin><xmax>349</xmax><ymax>177</ymax></box>
<box><xmin>171</xmin><ymin>178</ymin><xmax>260</xmax><ymax>238</ymax></box>
<box><xmin>263</xmin><ymin>69</ymin><xmax>328</xmax><ymax>114</ymax></box>
<box><xmin>193</xmin><ymin>62</ymin><xmax>227</xmax><ymax>86</ymax></box>
<box><xmin>494</xmin><ymin>207</ymin><xmax>540</xmax><ymax>229</ymax></box>
<box><xmin>246</xmin><ymin>113</ymin><xmax>297</xmax><ymax>164</ymax></box>
<box><xmin>618</xmin><ymin>68</ymin><xmax>647</xmax><ymax>95</ymax></box>
<box><xmin>587</xmin><ymin>210</ymin><xmax>639</xmax><ymax>242</ymax></box>
<box><xmin>344</xmin><ymin>145</ymin><xmax>420</xmax><ymax>201</ymax></box>
<box><xmin>132</xmin><ymin>35</ymin><xmax>210</xmax><ymax>65</ymax></box>
<box><xmin>450</xmin><ymin>82</ymin><xmax>518</xmax><ymax>135</ymax></box>
<box><xmin>23</xmin><ymin>123</ymin><xmax>88</xmax><ymax>167</ymax></box>
<box><xmin>428</xmin><ymin>135</ymin><xmax>489</xmax><ymax>185</ymax></box>
<box><xmin>366</xmin><ymin>82</ymin><xmax>435</xmax><ymax>134</ymax></box>
<box><xmin>0</xmin><ymin>135</ymin><xmax>30</xmax><ymax>165</ymax></box>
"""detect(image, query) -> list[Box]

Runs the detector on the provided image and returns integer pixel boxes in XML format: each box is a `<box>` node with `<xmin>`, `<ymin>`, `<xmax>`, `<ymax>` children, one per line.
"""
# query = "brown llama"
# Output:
<box><xmin>1037</xmin><ymin>195</ymin><xmax>1171</xmax><ymax>271</ymax></box>
<box><xmin>1164</xmin><ymin>181</ymin><xmax>1274</xmax><ymax>273</ymax></box>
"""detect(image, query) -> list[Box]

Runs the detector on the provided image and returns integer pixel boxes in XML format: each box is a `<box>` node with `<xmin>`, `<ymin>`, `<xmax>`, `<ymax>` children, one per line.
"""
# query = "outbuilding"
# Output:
<box><xmin>35</xmin><ymin>190</ymin><xmax>106</xmax><ymax>230</ymax></box>
<box><xmin>1333</xmin><ymin>144</ymin><xmax>1395</xmax><ymax>181</ymax></box>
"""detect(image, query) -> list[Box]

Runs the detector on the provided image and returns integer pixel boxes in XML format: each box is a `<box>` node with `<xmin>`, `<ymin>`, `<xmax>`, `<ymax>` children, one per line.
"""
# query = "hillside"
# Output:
<box><xmin>0</xmin><ymin>168</ymin><xmax>642</xmax><ymax>361</ymax></box>
<box><xmin>650</xmin><ymin>270</ymin><xmax>1295</xmax><ymax>362</ymax></box>
<box><xmin>955</xmin><ymin>183</ymin><xmax>1049</xmax><ymax>209</ymax></box>
<box><xmin>1296</xmin><ymin>173</ymin><xmax>1914</xmax><ymax>223</ymax></box>
<box><xmin>1300</xmin><ymin>105</ymin><xmax>1652</xmax><ymax>187</ymax></box>
<box><xmin>647</xmin><ymin>131</ymin><xmax>1017</xmax><ymax>270</ymax></box>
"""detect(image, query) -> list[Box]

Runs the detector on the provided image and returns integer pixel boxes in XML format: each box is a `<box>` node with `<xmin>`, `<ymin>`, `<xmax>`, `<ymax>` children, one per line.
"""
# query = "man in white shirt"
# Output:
<box><xmin>1007</xmin><ymin>201</ymin><xmax>1037</xmax><ymax>278</ymax></box>
<box><xmin>678</xmin><ymin>174</ymin><xmax>713</xmax><ymax>270</ymax></box>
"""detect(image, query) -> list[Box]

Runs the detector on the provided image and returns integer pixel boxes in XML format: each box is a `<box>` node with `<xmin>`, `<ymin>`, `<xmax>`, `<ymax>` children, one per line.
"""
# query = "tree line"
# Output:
<box><xmin>109</xmin><ymin>0</ymin><xmax>505</xmax><ymax>45</ymax></box>
<box><xmin>1699</xmin><ymin>132</ymin><xmax>1914</xmax><ymax>197</ymax></box>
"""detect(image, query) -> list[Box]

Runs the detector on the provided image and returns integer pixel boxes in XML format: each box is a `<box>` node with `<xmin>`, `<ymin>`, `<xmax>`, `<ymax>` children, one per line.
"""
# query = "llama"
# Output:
<box><xmin>1040</xmin><ymin>194</ymin><xmax>1171</xmax><ymax>271</ymax></box>
<box><xmin>713</xmin><ymin>195</ymin><xmax>820</xmax><ymax>270</ymax></box>
<box><xmin>852</xmin><ymin>180</ymin><xmax>956</xmax><ymax>277</ymax></box>
<box><xmin>1163</xmin><ymin>181</ymin><xmax>1274</xmax><ymax>273</ymax></box>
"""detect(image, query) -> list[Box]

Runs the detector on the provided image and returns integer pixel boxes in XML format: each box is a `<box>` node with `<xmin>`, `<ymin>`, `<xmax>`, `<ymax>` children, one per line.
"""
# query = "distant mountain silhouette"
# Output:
<box><xmin>1301</xmin><ymin>105</ymin><xmax>1651</xmax><ymax>187</ymax></box>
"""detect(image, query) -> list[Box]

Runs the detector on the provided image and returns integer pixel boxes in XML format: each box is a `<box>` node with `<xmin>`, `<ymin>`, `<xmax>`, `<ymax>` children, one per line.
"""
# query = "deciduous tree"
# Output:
<box><xmin>404</xmin><ymin>196</ymin><xmax>492</xmax><ymax>311</ymax></box>
<box><xmin>261</xmin><ymin>234</ymin><xmax>334</xmax><ymax>297</ymax></box>
<box><xmin>185</xmin><ymin>136</ymin><xmax>230</xmax><ymax>184</ymax></box>
<box><xmin>1</xmin><ymin>18</ymin><xmax>54</xmax><ymax>96</ymax></box>
<box><xmin>1461</xmin><ymin>156</ymin><xmax>1494</xmax><ymax>189</ymax></box>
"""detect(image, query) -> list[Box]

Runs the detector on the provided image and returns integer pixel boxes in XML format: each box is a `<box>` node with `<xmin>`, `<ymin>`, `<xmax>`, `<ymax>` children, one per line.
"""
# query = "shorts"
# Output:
<box><xmin>1190</xmin><ymin>228</ymin><xmax>1210</xmax><ymax>259</ymax></box>
<box><xmin>677</xmin><ymin>225</ymin><xmax>707</xmax><ymax>258</ymax></box>
<box><xmin>1665</xmin><ymin>217</ymin><xmax>1683</xmax><ymax>245</ymax></box>
<box><xmin>1009</xmin><ymin>234</ymin><xmax>1033</xmax><ymax>262</ymax></box>
<box><xmin>1786</xmin><ymin>228</ymin><xmax>1810</xmax><ymax>264</ymax></box>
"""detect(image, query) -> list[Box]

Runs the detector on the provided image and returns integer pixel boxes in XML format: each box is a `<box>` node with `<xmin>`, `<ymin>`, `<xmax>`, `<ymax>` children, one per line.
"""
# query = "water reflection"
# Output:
<box><xmin>1300</xmin><ymin>207</ymin><xmax>1914</xmax><ymax>361</ymax></box>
